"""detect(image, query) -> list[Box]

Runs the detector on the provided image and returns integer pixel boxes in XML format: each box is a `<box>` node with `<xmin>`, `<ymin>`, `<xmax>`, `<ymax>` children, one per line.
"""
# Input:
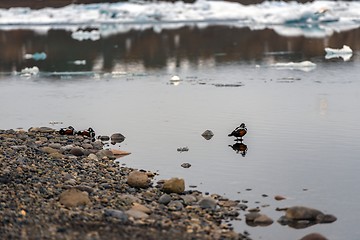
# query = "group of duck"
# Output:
<box><xmin>59</xmin><ymin>126</ymin><xmax>95</xmax><ymax>139</ymax></box>
<box><xmin>58</xmin><ymin>123</ymin><xmax>248</xmax><ymax>155</ymax></box>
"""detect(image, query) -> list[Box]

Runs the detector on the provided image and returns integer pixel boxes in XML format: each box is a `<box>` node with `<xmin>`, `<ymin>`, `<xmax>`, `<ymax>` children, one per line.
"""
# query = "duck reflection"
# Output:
<box><xmin>229</xmin><ymin>140</ymin><xmax>248</xmax><ymax>157</ymax></box>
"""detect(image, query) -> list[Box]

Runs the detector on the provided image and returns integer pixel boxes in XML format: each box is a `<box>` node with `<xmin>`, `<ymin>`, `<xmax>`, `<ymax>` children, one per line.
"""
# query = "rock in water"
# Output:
<box><xmin>127</xmin><ymin>171</ymin><xmax>149</xmax><ymax>188</ymax></box>
<box><xmin>201</xmin><ymin>130</ymin><xmax>214</xmax><ymax>140</ymax></box>
<box><xmin>59</xmin><ymin>188</ymin><xmax>91</xmax><ymax>207</ymax></box>
<box><xmin>162</xmin><ymin>178</ymin><xmax>185</xmax><ymax>194</ymax></box>
<box><xmin>300</xmin><ymin>233</ymin><xmax>328</xmax><ymax>240</ymax></box>
<box><xmin>253</xmin><ymin>214</ymin><xmax>274</xmax><ymax>226</ymax></box>
<box><xmin>285</xmin><ymin>206</ymin><xmax>324</xmax><ymax>221</ymax></box>
<box><xmin>111</xmin><ymin>133</ymin><xmax>125</xmax><ymax>143</ymax></box>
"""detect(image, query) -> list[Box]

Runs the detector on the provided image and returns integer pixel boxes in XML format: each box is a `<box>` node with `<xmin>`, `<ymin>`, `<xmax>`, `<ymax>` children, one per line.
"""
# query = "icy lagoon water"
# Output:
<box><xmin>1</xmin><ymin>1</ymin><xmax>360</xmax><ymax>239</ymax></box>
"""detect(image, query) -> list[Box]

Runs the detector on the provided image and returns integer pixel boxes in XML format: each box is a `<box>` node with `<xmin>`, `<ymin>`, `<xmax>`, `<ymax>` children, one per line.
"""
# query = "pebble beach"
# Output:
<box><xmin>0</xmin><ymin>127</ymin><xmax>252</xmax><ymax>240</ymax></box>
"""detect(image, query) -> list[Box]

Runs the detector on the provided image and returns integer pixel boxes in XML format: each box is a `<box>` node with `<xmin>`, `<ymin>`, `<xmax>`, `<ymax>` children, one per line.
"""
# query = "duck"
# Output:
<box><xmin>59</xmin><ymin>126</ymin><xmax>75</xmax><ymax>135</ymax></box>
<box><xmin>77</xmin><ymin>127</ymin><xmax>95</xmax><ymax>138</ymax></box>
<box><xmin>228</xmin><ymin>123</ymin><xmax>247</xmax><ymax>139</ymax></box>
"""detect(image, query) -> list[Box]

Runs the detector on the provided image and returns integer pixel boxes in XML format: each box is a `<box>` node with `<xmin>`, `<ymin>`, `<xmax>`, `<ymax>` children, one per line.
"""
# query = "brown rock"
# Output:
<box><xmin>127</xmin><ymin>171</ymin><xmax>149</xmax><ymax>188</ymax></box>
<box><xmin>70</xmin><ymin>147</ymin><xmax>85</xmax><ymax>156</ymax></box>
<box><xmin>274</xmin><ymin>195</ymin><xmax>286</xmax><ymax>201</ymax></box>
<box><xmin>162</xmin><ymin>178</ymin><xmax>185</xmax><ymax>194</ymax></box>
<box><xmin>254</xmin><ymin>214</ymin><xmax>274</xmax><ymax>226</ymax></box>
<box><xmin>285</xmin><ymin>206</ymin><xmax>324</xmax><ymax>221</ymax></box>
<box><xmin>300</xmin><ymin>233</ymin><xmax>328</xmax><ymax>240</ymax></box>
<box><xmin>59</xmin><ymin>188</ymin><xmax>91</xmax><ymax>207</ymax></box>
<box><xmin>111</xmin><ymin>149</ymin><xmax>131</xmax><ymax>157</ymax></box>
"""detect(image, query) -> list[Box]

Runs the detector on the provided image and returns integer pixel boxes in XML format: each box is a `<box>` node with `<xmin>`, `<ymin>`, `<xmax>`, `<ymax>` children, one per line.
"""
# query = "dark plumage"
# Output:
<box><xmin>229</xmin><ymin>142</ymin><xmax>248</xmax><ymax>157</ymax></box>
<box><xmin>228</xmin><ymin>123</ymin><xmax>247</xmax><ymax>139</ymax></box>
<box><xmin>77</xmin><ymin>127</ymin><xmax>95</xmax><ymax>138</ymax></box>
<box><xmin>59</xmin><ymin>126</ymin><xmax>75</xmax><ymax>135</ymax></box>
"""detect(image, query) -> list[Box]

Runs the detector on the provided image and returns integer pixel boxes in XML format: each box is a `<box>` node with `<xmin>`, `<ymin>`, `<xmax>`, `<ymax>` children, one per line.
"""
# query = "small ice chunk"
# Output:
<box><xmin>271</xmin><ymin>61</ymin><xmax>316</xmax><ymax>72</ymax></box>
<box><xmin>73</xmin><ymin>60</ymin><xmax>86</xmax><ymax>65</ymax></box>
<box><xmin>325</xmin><ymin>45</ymin><xmax>353</xmax><ymax>61</ymax></box>
<box><xmin>24</xmin><ymin>52</ymin><xmax>47</xmax><ymax>61</ymax></box>
<box><xmin>325</xmin><ymin>45</ymin><xmax>352</xmax><ymax>55</ymax></box>
<box><xmin>170</xmin><ymin>75</ymin><xmax>181</xmax><ymax>85</ymax></box>
<box><xmin>170</xmin><ymin>75</ymin><xmax>181</xmax><ymax>81</ymax></box>
<box><xmin>71</xmin><ymin>30</ymin><xmax>100</xmax><ymax>41</ymax></box>
<box><xmin>20</xmin><ymin>66</ymin><xmax>39</xmax><ymax>77</ymax></box>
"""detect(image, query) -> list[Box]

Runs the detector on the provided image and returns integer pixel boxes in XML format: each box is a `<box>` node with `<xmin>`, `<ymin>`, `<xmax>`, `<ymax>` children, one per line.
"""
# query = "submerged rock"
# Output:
<box><xmin>278</xmin><ymin>206</ymin><xmax>337</xmax><ymax>229</ymax></box>
<box><xmin>300</xmin><ymin>233</ymin><xmax>328</xmax><ymax>240</ymax></box>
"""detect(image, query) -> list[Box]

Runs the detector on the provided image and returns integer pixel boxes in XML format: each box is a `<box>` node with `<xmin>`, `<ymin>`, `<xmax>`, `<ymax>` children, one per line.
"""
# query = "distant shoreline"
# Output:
<box><xmin>0</xmin><ymin>0</ymin><xmax>315</xmax><ymax>9</ymax></box>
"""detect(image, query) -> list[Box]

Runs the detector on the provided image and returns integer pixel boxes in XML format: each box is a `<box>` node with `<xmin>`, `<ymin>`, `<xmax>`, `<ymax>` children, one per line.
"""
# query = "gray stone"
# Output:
<box><xmin>98</xmin><ymin>135</ymin><xmax>110</xmax><ymax>141</ymax></box>
<box><xmin>70</xmin><ymin>147</ymin><xmax>85</xmax><ymax>156</ymax></box>
<box><xmin>181</xmin><ymin>163</ymin><xmax>191</xmax><ymax>168</ymax></box>
<box><xmin>158</xmin><ymin>194</ymin><xmax>172</xmax><ymax>205</ymax></box>
<box><xmin>181</xmin><ymin>195</ymin><xmax>197</xmax><ymax>205</ymax></box>
<box><xmin>96</xmin><ymin>149</ymin><xmax>115</xmax><ymax>160</ymax></box>
<box><xmin>198</xmin><ymin>197</ymin><xmax>217</xmax><ymax>210</ymax></box>
<box><xmin>201</xmin><ymin>130</ymin><xmax>214</xmax><ymax>140</ymax></box>
<box><xmin>111</xmin><ymin>133</ymin><xmax>125</xmax><ymax>143</ymax></box>
<box><xmin>168</xmin><ymin>200</ymin><xmax>184</xmax><ymax>211</ymax></box>
<box><xmin>104</xmin><ymin>209</ymin><xmax>128</xmax><ymax>223</ymax></box>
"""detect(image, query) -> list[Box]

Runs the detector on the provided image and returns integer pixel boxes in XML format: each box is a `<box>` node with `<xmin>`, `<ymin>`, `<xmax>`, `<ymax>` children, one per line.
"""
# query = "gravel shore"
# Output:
<box><xmin>0</xmin><ymin>127</ymin><xmax>252</xmax><ymax>240</ymax></box>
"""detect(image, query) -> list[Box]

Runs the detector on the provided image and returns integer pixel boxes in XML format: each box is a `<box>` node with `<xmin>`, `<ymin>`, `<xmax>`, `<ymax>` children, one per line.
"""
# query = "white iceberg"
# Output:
<box><xmin>270</xmin><ymin>61</ymin><xmax>316</xmax><ymax>72</ymax></box>
<box><xmin>325</xmin><ymin>45</ymin><xmax>353</xmax><ymax>61</ymax></box>
<box><xmin>71</xmin><ymin>30</ymin><xmax>101</xmax><ymax>41</ymax></box>
<box><xmin>19</xmin><ymin>66</ymin><xmax>40</xmax><ymax>77</ymax></box>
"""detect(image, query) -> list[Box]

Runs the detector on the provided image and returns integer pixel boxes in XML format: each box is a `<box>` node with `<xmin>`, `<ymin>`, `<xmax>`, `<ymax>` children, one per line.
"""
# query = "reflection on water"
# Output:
<box><xmin>1</xmin><ymin>22</ymin><xmax>360</xmax><ymax>240</ymax></box>
<box><xmin>0</xmin><ymin>26</ymin><xmax>360</xmax><ymax>73</ymax></box>
<box><xmin>229</xmin><ymin>141</ymin><xmax>248</xmax><ymax>157</ymax></box>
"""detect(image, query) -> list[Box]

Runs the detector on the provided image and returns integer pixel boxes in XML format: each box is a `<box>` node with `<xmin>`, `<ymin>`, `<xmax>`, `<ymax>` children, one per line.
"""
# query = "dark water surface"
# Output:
<box><xmin>1</xmin><ymin>26</ymin><xmax>360</xmax><ymax>239</ymax></box>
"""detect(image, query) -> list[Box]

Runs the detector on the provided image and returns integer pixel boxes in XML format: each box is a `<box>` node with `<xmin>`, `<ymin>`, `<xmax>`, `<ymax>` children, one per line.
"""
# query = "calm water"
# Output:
<box><xmin>1</xmin><ymin>26</ymin><xmax>360</xmax><ymax>239</ymax></box>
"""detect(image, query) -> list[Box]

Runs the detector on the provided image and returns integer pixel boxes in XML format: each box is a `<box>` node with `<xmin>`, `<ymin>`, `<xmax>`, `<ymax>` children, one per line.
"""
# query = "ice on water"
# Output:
<box><xmin>0</xmin><ymin>0</ymin><xmax>359</xmax><ymax>38</ymax></box>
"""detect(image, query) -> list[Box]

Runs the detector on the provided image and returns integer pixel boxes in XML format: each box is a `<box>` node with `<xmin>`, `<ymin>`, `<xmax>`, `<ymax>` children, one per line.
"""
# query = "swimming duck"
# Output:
<box><xmin>228</xmin><ymin>123</ymin><xmax>247</xmax><ymax>139</ymax></box>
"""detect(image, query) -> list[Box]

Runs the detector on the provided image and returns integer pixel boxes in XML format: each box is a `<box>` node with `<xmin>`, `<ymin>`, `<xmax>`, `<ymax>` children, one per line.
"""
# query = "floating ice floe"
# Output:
<box><xmin>19</xmin><ymin>66</ymin><xmax>40</xmax><ymax>77</ymax></box>
<box><xmin>0</xmin><ymin>1</ymin><xmax>360</xmax><ymax>38</ymax></box>
<box><xmin>270</xmin><ymin>61</ymin><xmax>316</xmax><ymax>72</ymax></box>
<box><xmin>325</xmin><ymin>45</ymin><xmax>353</xmax><ymax>61</ymax></box>
<box><xmin>24</xmin><ymin>52</ymin><xmax>47</xmax><ymax>61</ymax></box>
<box><xmin>170</xmin><ymin>75</ymin><xmax>182</xmax><ymax>85</ymax></box>
<box><xmin>71</xmin><ymin>60</ymin><xmax>87</xmax><ymax>65</ymax></box>
<box><xmin>71</xmin><ymin>30</ymin><xmax>101</xmax><ymax>41</ymax></box>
